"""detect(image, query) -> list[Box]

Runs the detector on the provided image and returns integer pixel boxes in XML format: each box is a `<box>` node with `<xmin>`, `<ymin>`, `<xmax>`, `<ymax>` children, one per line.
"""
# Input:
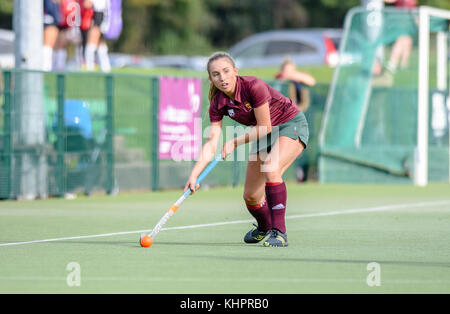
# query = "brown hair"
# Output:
<box><xmin>279</xmin><ymin>57</ymin><xmax>294</xmax><ymax>73</ymax></box>
<box><xmin>206</xmin><ymin>52</ymin><xmax>236</xmax><ymax>102</ymax></box>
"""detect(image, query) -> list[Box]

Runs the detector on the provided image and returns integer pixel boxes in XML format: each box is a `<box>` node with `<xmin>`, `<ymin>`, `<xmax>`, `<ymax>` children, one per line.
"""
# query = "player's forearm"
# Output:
<box><xmin>190</xmin><ymin>138</ymin><xmax>218</xmax><ymax>178</ymax></box>
<box><xmin>234</xmin><ymin>124</ymin><xmax>271</xmax><ymax>147</ymax></box>
<box><xmin>288</xmin><ymin>71</ymin><xmax>316</xmax><ymax>86</ymax></box>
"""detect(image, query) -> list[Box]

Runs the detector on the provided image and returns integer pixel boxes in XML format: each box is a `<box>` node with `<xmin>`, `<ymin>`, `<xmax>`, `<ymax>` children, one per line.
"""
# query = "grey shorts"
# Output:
<box><xmin>250</xmin><ymin>111</ymin><xmax>309</xmax><ymax>155</ymax></box>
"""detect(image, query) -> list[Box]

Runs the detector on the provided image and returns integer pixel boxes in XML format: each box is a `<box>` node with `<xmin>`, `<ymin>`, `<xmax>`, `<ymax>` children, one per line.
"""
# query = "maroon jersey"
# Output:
<box><xmin>209</xmin><ymin>76</ymin><xmax>299</xmax><ymax>126</ymax></box>
<box><xmin>394</xmin><ymin>0</ymin><xmax>417</xmax><ymax>8</ymax></box>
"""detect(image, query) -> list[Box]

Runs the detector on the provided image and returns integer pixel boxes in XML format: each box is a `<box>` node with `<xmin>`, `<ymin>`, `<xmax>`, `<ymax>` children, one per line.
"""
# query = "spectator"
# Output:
<box><xmin>275</xmin><ymin>58</ymin><xmax>316</xmax><ymax>113</ymax></box>
<box><xmin>53</xmin><ymin>0</ymin><xmax>87</xmax><ymax>71</ymax></box>
<box><xmin>84</xmin><ymin>0</ymin><xmax>111</xmax><ymax>72</ymax></box>
<box><xmin>373</xmin><ymin>0</ymin><xmax>417</xmax><ymax>83</ymax></box>
<box><xmin>275</xmin><ymin>58</ymin><xmax>316</xmax><ymax>182</ymax></box>
<box><xmin>43</xmin><ymin>0</ymin><xmax>61</xmax><ymax>71</ymax></box>
<box><xmin>77</xmin><ymin>0</ymin><xmax>95</xmax><ymax>69</ymax></box>
<box><xmin>384</xmin><ymin>0</ymin><xmax>417</xmax><ymax>73</ymax></box>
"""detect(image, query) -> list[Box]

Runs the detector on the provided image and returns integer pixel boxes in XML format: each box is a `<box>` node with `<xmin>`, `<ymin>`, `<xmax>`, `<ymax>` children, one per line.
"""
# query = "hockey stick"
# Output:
<box><xmin>140</xmin><ymin>154</ymin><xmax>223</xmax><ymax>247</ymax></box>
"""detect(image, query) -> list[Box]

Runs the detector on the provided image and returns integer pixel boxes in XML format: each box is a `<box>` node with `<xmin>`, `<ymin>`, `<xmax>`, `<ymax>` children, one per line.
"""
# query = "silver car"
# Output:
<box><xmin>228</xmin><ymin>28</ymin><xmax>342</xmax><ymax>68</ymax></box>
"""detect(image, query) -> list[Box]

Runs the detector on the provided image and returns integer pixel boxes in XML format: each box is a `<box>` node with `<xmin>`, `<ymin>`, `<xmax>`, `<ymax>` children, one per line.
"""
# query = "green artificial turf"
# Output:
<box><xmin>1</xmin><ymin>183</ymin><xmax>449</xmax><ymax>293</ymax></box>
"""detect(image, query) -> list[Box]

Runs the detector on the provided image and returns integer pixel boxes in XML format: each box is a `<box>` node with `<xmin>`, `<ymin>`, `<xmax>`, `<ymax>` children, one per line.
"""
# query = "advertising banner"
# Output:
<box><xmin>158</xmin><ymin>77</ymin><xmax>202</xmax><ymax>161</ymax></box>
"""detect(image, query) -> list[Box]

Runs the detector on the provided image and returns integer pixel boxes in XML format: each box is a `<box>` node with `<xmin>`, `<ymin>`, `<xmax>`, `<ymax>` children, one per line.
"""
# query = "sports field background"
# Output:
<box><xmin>1</xmin><ymin>182</ymin><xmax>449</xmax><ymax>293</ymax></box>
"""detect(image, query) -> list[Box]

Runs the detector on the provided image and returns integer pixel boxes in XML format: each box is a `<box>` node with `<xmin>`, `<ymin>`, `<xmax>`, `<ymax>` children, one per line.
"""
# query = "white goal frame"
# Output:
<box><xmin>415</xmin><ymin>6</ymin><xmax>450</xmax><ymax>186</ymax></box>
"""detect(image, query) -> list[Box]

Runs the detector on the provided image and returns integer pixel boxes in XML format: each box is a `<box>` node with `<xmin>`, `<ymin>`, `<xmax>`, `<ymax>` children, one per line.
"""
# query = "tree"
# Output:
<box><xmin>114</xmin><ymin>0</ymin><xmax>215</xmax><ymax>55</ymax></box>
<box><xmin>0</xmin><ymin>0</ymin><xmax>13</xmax><ymax>29</ymax></box>
<box><xmin>2</xmin><ymin>0</ymin><xmax>450</xmax><ymax>55</ymax></box>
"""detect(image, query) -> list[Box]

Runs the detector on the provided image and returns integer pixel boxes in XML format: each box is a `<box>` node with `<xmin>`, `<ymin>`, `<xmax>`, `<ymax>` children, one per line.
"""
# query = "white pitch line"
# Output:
<box><xmin>1</xmin><ymin>200</ymin><xmax>449</xmax><ymax>248</ymax></box>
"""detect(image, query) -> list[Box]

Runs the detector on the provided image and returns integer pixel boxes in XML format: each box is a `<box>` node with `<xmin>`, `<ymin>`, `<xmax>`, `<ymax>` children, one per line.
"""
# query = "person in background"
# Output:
<box><xmin>275</xmin><ymin>58</ymin><xmax>316</xmax><ymax>182</ymax></box>
<box><xmin>52</xmin><ymin>0</ymin><xmax>72</xmax><ymax>71</ymax></box>
<box><xmin>384</xmin><ymin>0</ymin><xmax>417</xmax><ymax>73</ymax></box>
<box><xmin>53</xmin><ymin>0</ymin><xmax>90</xmax><ymax>71</ymax></box>
<box><xmin>84</xmin><ymin>0</ymin><xmax>111</xmax><ymax>72</ymax></box>
<box><xmin>78</xmin><ymin>0</ymin><xmax>94</xmax><ymax>69</ymax></box>
<box><xmin>43</xmin><ymin>0</ymin><xmax>61</xmax><ymax>71</ymax></box>
<box><xmin>372</xmin><ymin>0</ymin><xmax>417</xmax><ymax>83</ymax></box>
<box><xmin>275</xmin><ymin>58</ymin><xmax>316</xmax><ymax>112</ymax></box>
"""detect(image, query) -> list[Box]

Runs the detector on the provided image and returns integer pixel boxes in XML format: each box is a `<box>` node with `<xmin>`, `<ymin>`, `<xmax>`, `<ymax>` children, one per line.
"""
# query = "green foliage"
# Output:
<box><xmin>115</xmin><ymin>0</ymin><xmax>215</xmax><ymax>55</ymax></box>
<box><xmin>0</xmin><ymin>0</ymin><xmax>13</xmax><ymax>14</ymax></box>
<box><xmin>301</xmin><ymin>0</ymin><xmax>360</xmax><ymax>27</ymax></box>
<box><xmin>149</xmin><ymin>0</ymin><xmax>215</xmax><ymax>55</ymax></box>
<box><xmin>2</xmin><ymin>0</ymin><xmax>450</xmax><ymax>55</ymax></box>
<box><xmin>114</xmin><ymin>0</ymin><xmax>362</xmax><ymax>55</ymax></box>
<box><xmin>0</xmin><ymin>0</ymin><xmax>13</xmax><ymax>29</ymax></box>
<box><xmin>420</xmin><ymin>0</ymin><xmax>450</xmax><ymax>10</ymax></box>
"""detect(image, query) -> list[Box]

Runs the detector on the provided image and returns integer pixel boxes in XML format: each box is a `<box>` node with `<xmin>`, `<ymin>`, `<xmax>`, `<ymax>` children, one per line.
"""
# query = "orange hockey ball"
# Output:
<box><xmin>140</xmin><ymin>235</ymin><xmax>153</xmax><ymax>248</ymax></box>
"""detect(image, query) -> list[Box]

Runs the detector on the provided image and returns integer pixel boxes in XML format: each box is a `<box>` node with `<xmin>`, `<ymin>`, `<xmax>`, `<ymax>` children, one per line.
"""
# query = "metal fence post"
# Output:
<box><xmin>151</xmin><ymin>77</ymin><xmax>159</xmax><ymax>191</ymax></box>
<box><xmin>105</xmin><ymin>75</ymin><xmax>115</xmax><ymax>194</ymax></box>
<box><xmin>2</xmin><ymin>71</ymin><xmax>12</xmax><ymax>199</ymax></box>
<box><xmin>56</xmin><ymin>73</ymin><xmax>65</xmax><ymax>197</ymax></box>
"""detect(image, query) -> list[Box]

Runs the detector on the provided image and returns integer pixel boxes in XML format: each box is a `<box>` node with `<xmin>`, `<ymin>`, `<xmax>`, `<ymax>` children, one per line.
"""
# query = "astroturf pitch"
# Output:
<box><xmin>0</xmin><ymin>183</ymin><xmax>449</xmax><ymax>293</ymax></box>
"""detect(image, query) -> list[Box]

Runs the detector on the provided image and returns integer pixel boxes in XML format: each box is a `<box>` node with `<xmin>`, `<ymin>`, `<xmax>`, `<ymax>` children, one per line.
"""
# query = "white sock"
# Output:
<box><xmin>54</xmin><ymin>49</ymin><xmax>67</xmax><ymax>71</ymax></box>
<box><xmin>97</xmin><ymin>44</ymin><xmax>111</xmax><ymax>72</ymax></box>
<box><xmin>42</xmin><ymin>45</ymin><xmax>53</xmax><ymax>71</ymax></box>
<box><xmin>85</xmin><ymin>43</ymin><xmax>97</xmax><ymax>70</ymax></box>
<box><xmin>386</xmin><ymin>61</ymin><xmax>397</xmax><ymax>74</ymax></box>
<box><xmin>75</xmin><ymin>45</ymin><xmax>84</xmax><ymax>69</ymax></box>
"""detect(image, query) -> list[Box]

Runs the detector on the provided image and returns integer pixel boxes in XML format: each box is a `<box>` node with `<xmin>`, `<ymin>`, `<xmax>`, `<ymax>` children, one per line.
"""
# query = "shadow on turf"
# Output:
<box><xmin>52</xmin><ymin>240</ymin><xmax>140</xmax><ymax>247</ymax></box>
<box><xmin>51</xmin><ymin>240</ymin><xmax>243</xmax><ymax>248</ymax></box>
<box><xmin>155</xmin><ymin>242</ymin><xmax>243</xmax><ymax>247</ymax></box>
<box><xmin>192</xmin><ymin>255</ymin><xmax>450</xmax><ymax>269</ymax></box>
<box><xmin>18</xmin><ymin>241</ymin><xmax>450</xmax><ymax>268</ymax></box>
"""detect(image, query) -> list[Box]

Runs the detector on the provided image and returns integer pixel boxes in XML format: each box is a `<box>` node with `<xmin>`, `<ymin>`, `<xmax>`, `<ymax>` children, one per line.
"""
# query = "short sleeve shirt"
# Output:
<box><xmin>209</xmin><ymin>76</ymin><xmax>299</xmax><ymax>126</ymax></box>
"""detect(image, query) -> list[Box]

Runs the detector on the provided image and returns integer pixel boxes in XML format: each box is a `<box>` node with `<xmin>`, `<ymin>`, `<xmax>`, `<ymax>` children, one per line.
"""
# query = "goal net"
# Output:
<box><xmin>319</xmin><ymin>6</ymin><xmax>450</xmax><ymax>185</ymax></box>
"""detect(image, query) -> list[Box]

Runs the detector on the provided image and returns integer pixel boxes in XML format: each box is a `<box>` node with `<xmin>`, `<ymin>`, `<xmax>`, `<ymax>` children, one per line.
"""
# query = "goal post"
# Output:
<box><xmin>416</xmin><ymin>6</ymin><xmax>450</xmax><ymax>186</ymax></box>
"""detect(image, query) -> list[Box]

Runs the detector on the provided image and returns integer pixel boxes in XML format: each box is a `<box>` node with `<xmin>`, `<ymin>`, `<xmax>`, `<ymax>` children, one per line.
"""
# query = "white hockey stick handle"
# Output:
<box><xmin>146</xmin><ymin>154</ymin><xmax>222</xmax><ymax>239</ymax></box>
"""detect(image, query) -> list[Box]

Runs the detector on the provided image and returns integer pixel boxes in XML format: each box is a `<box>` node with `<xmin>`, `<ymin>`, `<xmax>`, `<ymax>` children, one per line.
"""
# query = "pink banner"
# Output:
<box><xmin>158</xmin><ymin>77</ymin><xmax>202</xmax><ymax>161</ymax></box>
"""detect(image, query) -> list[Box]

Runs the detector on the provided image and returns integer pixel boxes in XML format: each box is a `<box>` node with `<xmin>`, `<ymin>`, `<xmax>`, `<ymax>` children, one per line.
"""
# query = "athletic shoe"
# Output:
<box><xmin>263</xmin><ymin>229</ymin><xmax>288</xmax><ymax>247</ymax></box>
<box><xmin>244</xmin><ymin>224</ymin><xmax>269</xmax><ymax>243</ymax></box>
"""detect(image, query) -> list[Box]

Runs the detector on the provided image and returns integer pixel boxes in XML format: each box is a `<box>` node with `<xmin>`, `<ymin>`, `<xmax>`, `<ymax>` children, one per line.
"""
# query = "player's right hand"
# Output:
<box><xmin>184</xmin><ymin>176</ymin><xmax>200</xmax><ymax>194</ymax></box>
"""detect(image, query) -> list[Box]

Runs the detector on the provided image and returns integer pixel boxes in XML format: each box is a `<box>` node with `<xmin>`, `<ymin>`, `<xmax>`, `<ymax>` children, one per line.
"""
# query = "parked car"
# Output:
<box><xmin>111</xmin><ymin>28</ymin><xmax>343</xmax><ymax>72</ymax></box>
<box><xmin>228</xmin><ymin>28</ymin><xmax>342</xmax><ymax>68</ymax></box>
<box><xmin>108</xmin><ymin>53</ymin><xmax>208</xmax><ymax>71</ymax></box>
<box><xmin>0</xmin><ymin>29</ymin><xmax>14</xmax><ymax>68</ymax></box>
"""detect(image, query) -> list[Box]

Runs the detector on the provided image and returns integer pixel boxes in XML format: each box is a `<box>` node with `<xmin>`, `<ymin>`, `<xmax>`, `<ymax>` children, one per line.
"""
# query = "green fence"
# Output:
<box><xmin>0</xmin><ymin>69</ymin><xmax>328</xmax><ymax>199</ymax></box>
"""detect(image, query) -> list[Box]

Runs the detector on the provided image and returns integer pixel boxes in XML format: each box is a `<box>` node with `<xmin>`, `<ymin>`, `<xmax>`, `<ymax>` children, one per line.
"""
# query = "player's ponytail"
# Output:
<box><xmin>208</xmin><ymin>83</ymin><xmax>219</xmax><ymax>103</ymax></box>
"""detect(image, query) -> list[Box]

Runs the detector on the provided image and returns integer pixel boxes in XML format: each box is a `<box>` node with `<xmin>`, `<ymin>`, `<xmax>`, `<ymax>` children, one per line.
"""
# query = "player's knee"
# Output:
<box><xmin>263</xmin><ymin>171</ymin><xmax>281</xmax><ymax>183</ymax></box>
<box><xmin>243</xmin><ymin>191</ymin><xmax>261</xmax><ymax>204</ymax></box>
